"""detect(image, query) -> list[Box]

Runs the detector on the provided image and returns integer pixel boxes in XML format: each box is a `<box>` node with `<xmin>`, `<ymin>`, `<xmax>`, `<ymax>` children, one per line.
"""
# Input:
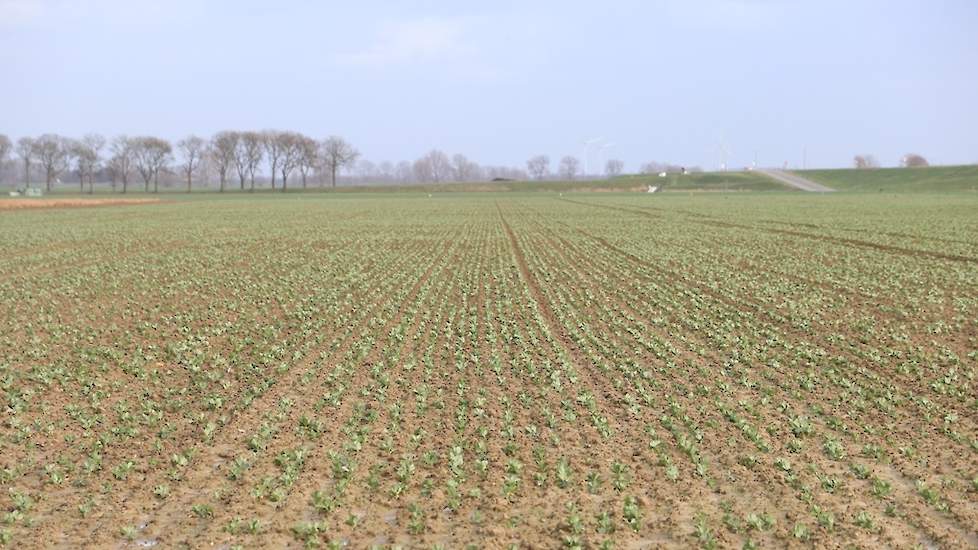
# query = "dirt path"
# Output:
<box><xmin>756</xmin><ymin>168</ymin><xmax>835</xmax><ymax>192</ymax></box>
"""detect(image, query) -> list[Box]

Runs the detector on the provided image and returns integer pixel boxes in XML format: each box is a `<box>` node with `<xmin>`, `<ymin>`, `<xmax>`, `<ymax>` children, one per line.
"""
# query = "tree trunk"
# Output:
<box><xmin>154</xmin><ymin>171</ymin><xmax>159</xmax><ymax>193</ymax></box>
<box><xmin>270</xmin><ymin>161</ymin><xmax>277</xmax><ymax>190</ymax></box>
<box><xmin>23</xmin><ymin>160</ymin><xmax>30</xmax><ymax>187</ymax></box>
<box><xmin>281</xmin><ymin>170</ymin><xmax>287</xmax><ymax>192</ymax></box>
<box><xmin>332</xmin><ymin>166</ymin><xmax>337</xmax><ymax>188</ymax></box>
<box><xmin>187</xmin><ymin>172</ymin><xmax>192</xmax><ymax>193</ymax></box>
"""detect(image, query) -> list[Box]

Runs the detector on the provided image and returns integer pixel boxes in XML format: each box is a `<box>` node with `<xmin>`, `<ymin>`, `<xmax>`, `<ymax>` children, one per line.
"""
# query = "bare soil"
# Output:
<box><xmin>0</xmin><ymin>198</ymin><xmax>163</xmax><ymax>210</ymax></box>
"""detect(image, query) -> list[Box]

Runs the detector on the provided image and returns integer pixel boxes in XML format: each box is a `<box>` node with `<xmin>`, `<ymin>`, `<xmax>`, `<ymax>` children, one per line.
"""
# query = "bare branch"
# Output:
<box><xmin>177</xmin><ymin>135</ymin><xmax>206</xmax><ymax>192</ymax></box>
<box><xmin>558</xmin><ymin>156</ymin><xmax>580</xmax><ymax>180</ymax></box>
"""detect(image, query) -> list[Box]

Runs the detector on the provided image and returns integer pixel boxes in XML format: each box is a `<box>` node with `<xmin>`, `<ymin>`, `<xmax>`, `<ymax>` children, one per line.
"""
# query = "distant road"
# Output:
<box><xmin>756</xmin><ymin>169</ymin><xmax>836</xmax><ymax>192</ymax></box>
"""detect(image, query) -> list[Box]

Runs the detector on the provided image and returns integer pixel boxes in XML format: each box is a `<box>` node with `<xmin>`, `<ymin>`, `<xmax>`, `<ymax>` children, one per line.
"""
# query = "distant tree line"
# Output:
<box><xmin>853</xmin><ymin>154</ymin><xmax>879</xmax><ymax>169</ymax></box>
<box><xmin>1</xmin><ymin>131</ymin><xmax>942</xmax><ymax>191</ymax></box>
<box><xmin>853</xmin><ymin>153</ymin><xmax>930</xmax><ymax>169</ymax></box>
<box><xmin>0</xmin><ymin>131</ymin><xmax>363</xmax><ymax>192</ymax></box>
<box><xmin>0</xmin><ymin>132</ymin><xmax>642</xmax><ymax>190</ymax></box>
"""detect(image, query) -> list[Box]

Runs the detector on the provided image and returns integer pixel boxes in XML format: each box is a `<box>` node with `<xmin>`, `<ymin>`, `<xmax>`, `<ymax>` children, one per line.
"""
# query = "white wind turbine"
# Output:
<box><xmin>583</xmin><ymin>137</ymin><xmax>604</xmax><ymax>177</ymax></box>
<box><xmin>598</xmin><ymin>142</ymin><xmax>616</xmax><ymax>176</ymax></box>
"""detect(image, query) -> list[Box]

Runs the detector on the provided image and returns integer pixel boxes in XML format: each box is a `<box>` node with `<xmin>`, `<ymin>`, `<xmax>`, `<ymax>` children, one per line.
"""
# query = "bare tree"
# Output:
<box><xmin>72</xmin><ymin>134</ymin><xmax>104</xmax><ymax>194</ymax></box>
<box><xmin>85</xmin><ymin>134</ymin><xmax>105</xmax><ymax>188</ymax></box>
<box><xmin>605</xmin><ymin>158</ymin><xmax>624</xmax><ymax>177</ymax></box>
<box><xmin>108</xmin><ymin>136</ymin><xmax>135</xmax><ymax>193</ymax></box>
<box><xmin>451</xmin><ymin>153</ymin><xmax>479</xmax><ymax>182</ymax></box>
<box><xmin>412</xmin><ymin>156</ymin><xmax>432</xmax><ymax>182</ymax></box>
<box><xmin>34</xmin><ymin>134</ymin><xmax>71</xmax><ymax>191</ymax></box>
<box><xmin>320</xmin><ymin>136</ymin><xmax>360</xmax><ymax>188</ymax></box>
<box><xmin>132</xmin><ymin>137</ymin><xmax>172</xmax><ymax>193</ymax></box>
<box><xmin>901</xmin><ymin>153</ymin><xmax>928</xmax><ymax>167</ymax></box>
<box><xmin>263</xmin><ymin>130</ymin><xmax>285</xmax><ymax>190</ymax></box>
<box><xmin>429</xmin><ymin>150</ymin><xmax>451</xmax><ymax>182</ymax></box>
<box><xmin>177</xmin><ymin>135</ymin><xmax>206</xmax><ymax>192</ymax></box>
<box><xmin>278</xmin><ymin>132</ymin><xmax>303</xmax><ymax>191</ymax></box>
<box><xmin>853</xmin><ymin>155</ymin><xmax>880</xmax><ymax>169</ymax></box>
<box><xmin>526</xmin><ymin>155</ymin><xmax>550</xmax><ymax>180</ymax></box>
<box><xmin>0</xmin><ymin>134</ymin><xmax>10</xmax><ymax>173</ymax></box>
<box><xmin>356</xmin><ymin>159</ymin><xmax>377</xmax><ymax>182</ymax></box>
<box><xmin>558</xmin><ymin>155</ymin><xmax>580</xmax><ymax>180</ymax></box>
<box><xmin>413</xmin><ymin>150</ymin><xmax>450</xmax><ymax>183</ymax></box>
<box><xmin>240</xmin><ymin>132</ymin><xmax>264</xmax><ymax>191</ymax></box>
<box><xmin>378</xmin><ymin>161</ymin><xmax>394</xmax><ymax>181</ymax></box>
<box><xmin>296</xmin><ymin>135</ymin><xmax>318</xmax><ymax>189</ymax></box>
<box><xmin>229</xmin><ymin>131</ymin><xmax>250</xmax><ymax>190</ymax></box>
<box><xmin>395</xmin><ymin>161</ymin><xmax>413</xmax><ymax>183</ymax></box>
<box><xmin>66</xmin><ymin>138</ymin><xmax>82</xmax><ymax>191</ymax></box>
<box><xmin>210</xmin><ymin>131</ymin><xmax>238</xmax><ymax>192</ymax></box>
<box><xmin>16</xmin><ymin>137</ymin><xmax>35</xmax><ymax>186</ymax></box>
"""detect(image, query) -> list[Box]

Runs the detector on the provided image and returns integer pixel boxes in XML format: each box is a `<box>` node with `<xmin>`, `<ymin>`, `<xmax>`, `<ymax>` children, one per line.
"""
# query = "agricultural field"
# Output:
<box><xmin>798</xmin><ymin>165</ymin><xmax>978</xmax><ymax>193</ymax></box>
<box><xmin>0</xmin><ymin>192</ymin><xmax>976</xmax><ymax>549</ymax></box>
<box><xmin>330</xmin><ymin>171</ymin><xmax>787</xmax><ymax>193</ymax></box>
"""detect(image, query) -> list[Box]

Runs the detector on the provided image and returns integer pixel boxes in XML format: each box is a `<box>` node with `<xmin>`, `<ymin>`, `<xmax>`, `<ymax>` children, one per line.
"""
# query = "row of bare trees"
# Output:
<box><xmin>0</xmin><ymin>134</ymin><xmax>948</xmax><ymax>190</ymax></box>
<box><xmin>0</xmin><ymin>131</ymin><xmax>360</xmax><ymax>193</ymax></box>
<box><xmin>0</xmin><ymin>135</ymin><xmax>625</xmax><ymax>188</ymax></box>
<box><xmin>360</xmin><ymin>151</ymin><xmax>618</xmax><ymax>184</ymax></box>
<box><xmin>207</xmin><ymin>131</ymin><xmax>360</xmax><ymax>192</ymax></box>
<box><xmin>407</xmin><ymin>151</ymin><xmax>624</xmax><ymax>183</ymax></box>
<box><xmin>524</xmin><ymin>155</ymin><xmax>626</xmax><ymax>180</ymax></box>
<box><xmin>0</xmin><ymin>136</ymin><xmax>642</xmax><ymax>191</ymax></box>
<box><xmin>356</xmin><ymin>150</ymin><xmax>528</xmax><ymax>184</ymax></box>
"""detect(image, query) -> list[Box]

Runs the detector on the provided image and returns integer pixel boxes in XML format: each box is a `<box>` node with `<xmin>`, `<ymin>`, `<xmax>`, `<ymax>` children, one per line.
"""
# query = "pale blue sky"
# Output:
<box><xmin>2</xmin><ymin>0</ymin><xmax>976</xmax><ymax>170</ymax></box>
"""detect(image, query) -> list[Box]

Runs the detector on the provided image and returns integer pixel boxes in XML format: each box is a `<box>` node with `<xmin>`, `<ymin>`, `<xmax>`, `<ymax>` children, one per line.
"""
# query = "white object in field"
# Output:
<box><xmin>647</xmin><ymin>185</ymin><xmax>659</xmax><ymax>193</ymax></box>
<box><xmin>26</xmin><ymin>188</ymin><xmax>43</xmax><ymax>197</ymax></box>
<box><xmin>658</xmin><ymin>172</ymin><xmax>667</xmax><ymax>177</ymax></box>
<box><xmin>427</xmin><ymin>194</ymin><xmax>432</xmax><ymax>198</ymax></box>
<box><xmin>9</xmin><ymin>191</ymin><xmax>20</xmax><ymax>197</ymax></box>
